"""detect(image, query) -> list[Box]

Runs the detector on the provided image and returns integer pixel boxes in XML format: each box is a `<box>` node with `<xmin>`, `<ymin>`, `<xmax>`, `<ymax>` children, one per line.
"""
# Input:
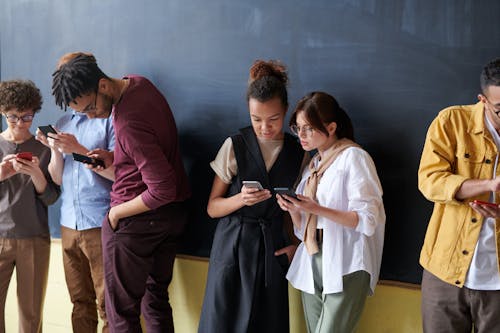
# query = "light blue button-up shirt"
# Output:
<box><xmin>57</xmin><ymin>113</ymin><xmax>115</xmax><ymax>230</ymax></box>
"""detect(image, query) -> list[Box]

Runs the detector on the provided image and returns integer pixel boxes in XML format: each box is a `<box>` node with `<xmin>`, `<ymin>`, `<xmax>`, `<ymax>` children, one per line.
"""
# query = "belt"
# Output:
<box><xmin>241</xmin><ymin>216</ymin><xmax>274</xmax><ymax>287</ymax></box>
<box><xmin>316</xmin><ymin>228</ymin><xmax>324</xmax><ymax>244</ymax></box>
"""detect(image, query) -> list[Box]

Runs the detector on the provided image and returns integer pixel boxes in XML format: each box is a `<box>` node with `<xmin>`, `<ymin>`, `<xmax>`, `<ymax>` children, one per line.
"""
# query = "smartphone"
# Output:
<box><xmin>72</xmin><ymin>152</ymin><xmax>105</xmax><ymax>168</ymax></box>
<box><xmin>274</xmin><ymin>187</ymin><xmax>299</xmax><ymax>200</ymax></box>
<box><xmin>473</xmin><ymin>200</ymin><xmax>498</xmax><ymax>208</ymax></box>
<box><xmin>16</xmin><ymin>152</ymin><xmax>33</xmax><ymax>160</ymax></box>
<box><xmin>242</xmin><ymin>180</ymin><xmax>264</xmax><ymax>190</ymax></box>
<box><xmin>38</xmin><ymin>125</ymin><xmax>57</xmax><ymax>138</ymax></box>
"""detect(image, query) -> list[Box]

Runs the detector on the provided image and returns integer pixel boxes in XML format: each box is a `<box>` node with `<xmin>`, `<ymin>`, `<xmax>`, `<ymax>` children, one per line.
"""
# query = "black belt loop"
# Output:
<box><xmin>316</xmin><ymin>229</ymin><xmax>323</xmax><ymax>244</ymax></box>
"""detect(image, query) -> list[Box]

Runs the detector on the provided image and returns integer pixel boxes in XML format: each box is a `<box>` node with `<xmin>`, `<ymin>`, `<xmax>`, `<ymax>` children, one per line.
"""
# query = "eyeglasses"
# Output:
<box><xmin>80</xmin><ymin>92</ymin><xmax>98</xmax><ymax>113</ymax></box>
<box><xmin>4</xmin><ymin>113</ymin><xmax>35</xmax><ymax>123</ymax></box>
<box><xmin>290</xmin><ymin>124</ymin><xmax>314</xmax><ymax>137</ymax></box>
<box><xmin>484</xmin><ymin>96</ymin><xmax>500</xmax><ymax>117</ymax></box>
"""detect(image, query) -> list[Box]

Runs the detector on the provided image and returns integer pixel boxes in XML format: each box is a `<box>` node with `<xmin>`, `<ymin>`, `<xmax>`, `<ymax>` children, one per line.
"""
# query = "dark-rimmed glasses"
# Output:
<box><xmin>4</xmin><ymin>113</ymin><xmax>35</xmax><ymax>123</ymax></box>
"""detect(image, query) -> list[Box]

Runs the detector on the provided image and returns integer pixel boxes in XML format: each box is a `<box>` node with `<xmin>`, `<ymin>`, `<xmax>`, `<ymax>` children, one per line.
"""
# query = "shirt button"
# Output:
<box><xmin>471</xmin><ymin>218</ymin><xmax>477</xmax><ymax>223</ymax></box>
<box><xmin>455</xmin><ymin>280</ymin><xmax>461</xmax><ymax>285</ymax></box>
<box><xmin>462</xmin><ymin>250</ymin><xmax>469</xmax><ymax>255</ymax></box>
<box><xmin>485</xmin><ymin>159</ymin><xmax>492</xmax><ymax>164</ymax></box>
<box><xmin>149</xmin><ymin>221</ymin><xmax>155</xmax><ymax>227</ymax></box>
<box><xmin>464</xmin><ymin>153</ymin><xmax>470</xmax><ymax>158</ymax></box>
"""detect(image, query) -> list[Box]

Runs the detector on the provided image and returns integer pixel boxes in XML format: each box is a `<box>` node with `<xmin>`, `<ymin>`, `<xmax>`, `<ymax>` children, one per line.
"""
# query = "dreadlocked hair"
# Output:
<box><xmin>52</xmin><ymin>53</ymin><xmax>108</xmax><ymax>110</ymax></box>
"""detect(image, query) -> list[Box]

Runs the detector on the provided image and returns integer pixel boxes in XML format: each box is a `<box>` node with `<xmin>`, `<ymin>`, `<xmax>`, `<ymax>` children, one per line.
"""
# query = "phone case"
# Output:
<box><xmin>72</xmin><ymin>153</ymin><xmax>105</xmax><ymax>168</ymax></box>
<box><xmin>16</xmin><ymin>152</ymin><xmax>33</xmax><ymax>160</ymax></box>
<box><xmin>274</xmin><ymin>187</ymin><xmax>298</xmax><ymax>199</ymax></box>
<box><xmin>38</xmin><ymin>125</ymin><xmax>57</xmax><ymax>137</ymax></box>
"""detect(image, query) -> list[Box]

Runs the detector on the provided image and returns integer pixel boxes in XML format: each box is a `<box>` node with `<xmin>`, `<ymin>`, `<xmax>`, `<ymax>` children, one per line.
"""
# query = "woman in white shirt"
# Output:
<box><xmin>277</xmin><ymin>91</ymin><xmax>385</xmax><ymax>333</ymax></box>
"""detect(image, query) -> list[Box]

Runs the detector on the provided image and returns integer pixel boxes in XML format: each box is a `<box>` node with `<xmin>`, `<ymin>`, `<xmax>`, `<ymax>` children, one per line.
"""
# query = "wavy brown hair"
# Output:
<box><xmin>0</xmin><ymin>80</ymin><xmax>42</xmax><ymax>113</ymax></box>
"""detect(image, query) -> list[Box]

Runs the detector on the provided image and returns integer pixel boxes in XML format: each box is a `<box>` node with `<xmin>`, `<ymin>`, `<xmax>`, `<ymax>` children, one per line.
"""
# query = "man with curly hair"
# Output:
<box><xmin>52</xmin><ymin>53</ymin><xmax>190</xmax><ymax>333</ymax></box>
<box><xmin>0</xmin><ymin>79</ymin><xmax>60</xmax><ymax>332</ymax></box>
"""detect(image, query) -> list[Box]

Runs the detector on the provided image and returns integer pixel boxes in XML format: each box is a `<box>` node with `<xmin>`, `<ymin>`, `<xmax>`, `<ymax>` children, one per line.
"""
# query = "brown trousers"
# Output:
<box><xmin>61</xmin><ymin>226</ymin><xmax>108</xmax><ymax>333</ymax></box>
<box><xmin>421</xmin><ymin>269</ymin><xmax>500</xmax><ymax>333</ymax></box>
<box><xmin>0</xmin><ymin>237</ymin><xmax>50</xmax><ymax>333</ymax></box>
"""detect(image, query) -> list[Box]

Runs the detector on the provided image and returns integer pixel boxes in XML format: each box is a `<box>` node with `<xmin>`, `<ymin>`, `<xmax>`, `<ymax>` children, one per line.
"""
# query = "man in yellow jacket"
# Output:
<box><xmin>418</xmin><ymin>57</ymin><xmax>500</xmax><ymax>332</ymax></box>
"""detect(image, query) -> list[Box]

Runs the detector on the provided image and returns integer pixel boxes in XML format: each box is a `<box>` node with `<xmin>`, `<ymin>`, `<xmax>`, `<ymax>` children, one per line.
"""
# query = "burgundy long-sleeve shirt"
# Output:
<box><xmin>110</xmin><ymin>75</ymin><xmax>190</xmax><ymax>209</ymax></box>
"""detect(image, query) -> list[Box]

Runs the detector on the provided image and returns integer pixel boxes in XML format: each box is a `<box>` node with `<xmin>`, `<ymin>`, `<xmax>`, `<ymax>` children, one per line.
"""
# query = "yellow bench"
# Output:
<box><xmin>6</xmin><ymin>241</ymin><xmax>422</xmax><ymax>332</ymax></box>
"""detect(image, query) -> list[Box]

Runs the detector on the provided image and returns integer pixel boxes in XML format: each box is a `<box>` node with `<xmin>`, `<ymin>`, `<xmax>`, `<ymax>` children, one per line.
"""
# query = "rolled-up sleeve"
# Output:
<box><xmin>121</xmin><ymin>119</ymin><xmax>177</xmax><ymax>209</ymax></box>
<box><xmin>418</xmin><ymin>111</ymin><xmax>467</xmax><ymax>205</ymax></box>
<box><xmin>345</xmin><ymin>149</ymin><xmax>385</xmax><ymax>237</ymax></box>
<box><xmin>37</xmin><ymin>178</ymin><xmax>61</xmax><ymax>206</ymax></box>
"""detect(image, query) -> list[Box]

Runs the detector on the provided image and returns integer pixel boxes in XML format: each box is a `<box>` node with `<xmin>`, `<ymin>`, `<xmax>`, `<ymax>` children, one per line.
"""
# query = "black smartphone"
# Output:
<box><xmin>72</xmin><ymin>152</ymin><xmax>105</xmax><ymax>168</ymax></box>
<box><xmin>274</xmin><ymin>187</ymin><xmax>299</xmax><ymax>200</ymax></box>
<box><xmin>38</xmin><ymin>125</ymin><xmax>57</xmax><ymax>138</ymax></box>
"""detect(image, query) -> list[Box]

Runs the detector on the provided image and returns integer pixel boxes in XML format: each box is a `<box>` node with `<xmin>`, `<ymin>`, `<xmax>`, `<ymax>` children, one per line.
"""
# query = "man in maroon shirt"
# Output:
<box><xmin>52</xmin><ymin>53</ymin><xmax>191</xmax><ymax>333</ymax></box>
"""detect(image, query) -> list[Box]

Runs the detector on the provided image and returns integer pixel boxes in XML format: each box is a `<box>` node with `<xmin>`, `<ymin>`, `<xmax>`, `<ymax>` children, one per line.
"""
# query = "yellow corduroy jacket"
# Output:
<box><xmin>418</xmin><ymin>101</ymin><xmax>500</xmax><ymax>287</ymax></box>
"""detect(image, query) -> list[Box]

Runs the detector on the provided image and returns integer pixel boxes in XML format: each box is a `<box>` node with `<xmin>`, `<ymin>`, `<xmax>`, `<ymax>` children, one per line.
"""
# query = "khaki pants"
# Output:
<box><xmin>0</xmin><ymin>237</ymin><xmax>50</xmax><ymax>333</ymax></box>
<box><xmin>421</xmin><ymin>269</ymin><xmax>500</xmax><ymax>333</ymax></box>
<box><xmin>61</xmin><ymin>226</ymin><xmax>107</xmax><ymax>333</ymax></box>
<box><xmin>301</xmin><ymin>249</ymin><xmax>370</xmax><ymax>333</ymax></box>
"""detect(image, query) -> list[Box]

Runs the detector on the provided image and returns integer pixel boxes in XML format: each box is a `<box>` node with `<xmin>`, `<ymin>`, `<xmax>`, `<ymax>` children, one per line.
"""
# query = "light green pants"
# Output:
<box><xmin>301</xmin><ymin>249</ymin><xmax>370</xmax><ymax>333</ymax></box>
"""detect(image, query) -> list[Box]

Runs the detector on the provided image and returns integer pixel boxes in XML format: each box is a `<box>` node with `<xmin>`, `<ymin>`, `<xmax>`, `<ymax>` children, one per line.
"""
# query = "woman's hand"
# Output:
<box><xmin>240</xmin><ymin>185</ymin><xmax>271</xmax><ymax>206</ymax></box>
<box><xmin>275</xmin><ymin>244</ymin><xmax>297</xmax><ymax>263</ymax></box>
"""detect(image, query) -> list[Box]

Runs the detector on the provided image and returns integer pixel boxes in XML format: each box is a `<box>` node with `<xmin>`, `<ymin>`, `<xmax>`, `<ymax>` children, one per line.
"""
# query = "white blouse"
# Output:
<box><xmin>286</xmin><ymin>147</ymin><xmax>385</xmax><ymax>295</ymax></box>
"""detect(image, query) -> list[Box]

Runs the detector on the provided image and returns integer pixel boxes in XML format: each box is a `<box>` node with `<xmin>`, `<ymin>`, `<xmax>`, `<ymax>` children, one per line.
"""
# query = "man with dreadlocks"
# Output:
<box><xmin>52</xmin><ymin>52</ymin><xmax>191</xmax><ymax>333</ymax></box>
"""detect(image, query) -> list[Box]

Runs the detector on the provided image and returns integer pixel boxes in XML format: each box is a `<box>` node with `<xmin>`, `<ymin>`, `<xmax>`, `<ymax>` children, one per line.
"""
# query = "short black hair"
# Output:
<box><xmin>52</xmin><ymin>53</ymin><xmax>108</xmax><ymax>110</ymax></box>
<box><xmin>0</xmin><ymin>79</ymin><xmax>42</xmax><ymax>113</ymax></box>
<box><xmin>480</xmin><ymin>58</ymin><xmax>500</xmax><ymax>94</ymax></box>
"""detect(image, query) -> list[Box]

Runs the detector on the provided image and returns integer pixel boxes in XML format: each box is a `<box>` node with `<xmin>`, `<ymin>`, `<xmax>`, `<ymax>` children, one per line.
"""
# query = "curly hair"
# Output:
<box><xmin>52</xmin><ymin>53</ymin><xmax>108</xmax><ymax>110</ymax></box>
<box><xmin>246</xmin><ymin>59</ymin><xmax>289</xmax><ymax>108</ymax></box>
<box><xmin>480</xmin><ymin>58</ymin><xmax>500</xmax><ymax>93</ymax></box>
<box><xmin>0</xmin><ymin>79</ymin><xmax>43</xmax><ymax>113</ymax></box>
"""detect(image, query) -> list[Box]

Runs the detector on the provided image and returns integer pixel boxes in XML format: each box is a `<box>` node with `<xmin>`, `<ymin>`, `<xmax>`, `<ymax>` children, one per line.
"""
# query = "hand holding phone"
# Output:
<box><xmin>16</xmin><ymin>152</ymin><xmax>33</xmax><ymax>161</ymax></box>
<box><xmin>242</xmin><ymin>180</ymin><xmax>264</xmax><ymax>190</ymax></box>
<box><xmin>472</xmin><ymin>200</ymin><xmax>498</xmax><ymax>208</ymax></box>
<box><xmin>72</xmin><ymin>153</ymin><xmax>105</xmax><ymax>168</ymax></box>
<box><xmin>274</xmin><ymin>187</ymin><xmax>299</xmax><ymax>200</ymax></box>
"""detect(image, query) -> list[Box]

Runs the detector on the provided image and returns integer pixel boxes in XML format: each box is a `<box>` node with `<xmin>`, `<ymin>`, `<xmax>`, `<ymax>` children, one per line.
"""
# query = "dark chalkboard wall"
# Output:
<box><xmin>1</xmin><ymin>0</ymin><xmax>499</xmax><ymax>284</ymax></box>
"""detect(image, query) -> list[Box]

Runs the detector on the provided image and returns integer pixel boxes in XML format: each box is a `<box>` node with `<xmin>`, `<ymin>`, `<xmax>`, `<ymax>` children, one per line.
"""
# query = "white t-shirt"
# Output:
<box><xmin>464</xmin><ymin>114</ymin><xmax>500</xmax><ymax>290</ymax></box>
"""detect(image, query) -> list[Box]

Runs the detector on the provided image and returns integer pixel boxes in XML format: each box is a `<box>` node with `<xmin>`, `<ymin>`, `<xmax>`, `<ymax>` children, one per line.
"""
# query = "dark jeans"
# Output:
<box><xmin>421</xmin><ymin>269</ymin><xmax>500</xmax><ymax>333</ymax></box>
<box><xmin>102</xmin><ymin>202</ymin><xmax>187</xmax><ymax>333</ymax></box>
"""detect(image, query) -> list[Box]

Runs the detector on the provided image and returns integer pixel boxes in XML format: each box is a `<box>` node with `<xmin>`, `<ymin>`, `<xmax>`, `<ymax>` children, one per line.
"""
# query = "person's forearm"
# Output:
<box><xmin>207</xmin><ymin>193</ymin><xmax>245</xmax><ymax>218</ymax></box>
<box><xmin>96</xmin><ymin>165</ymin><xmax>115</xmax><ymax>181</ymax></box>
<box><xmin>455</xmin><ymin>179</ymin><xmax>493</xmax><ymax>200</ymax></box>
<box><xmin>315</xmin><ymin>205</ymin><xmax>359</xmax><ymax>229</ymax></box>
<box><xmin>48</xmin><ymin>149</ymin><xmax>64</xmax><ymax>185</ymax></box>
<box><xmin>111</xmin><ymin>195</ymin><xmax>150</xmax><ymax>221</ymax></box>
<box><xmin>31</xmin><ymin>168</ymin><xmax>48</xmax><ymax>194</ymax></box>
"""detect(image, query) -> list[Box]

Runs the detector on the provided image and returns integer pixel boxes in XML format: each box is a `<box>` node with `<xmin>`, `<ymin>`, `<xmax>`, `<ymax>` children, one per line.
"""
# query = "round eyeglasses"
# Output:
<box><xmin>290</xmin><ymin>124</ymin><xmax>314</xmax><ymax>137</ymax></box>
